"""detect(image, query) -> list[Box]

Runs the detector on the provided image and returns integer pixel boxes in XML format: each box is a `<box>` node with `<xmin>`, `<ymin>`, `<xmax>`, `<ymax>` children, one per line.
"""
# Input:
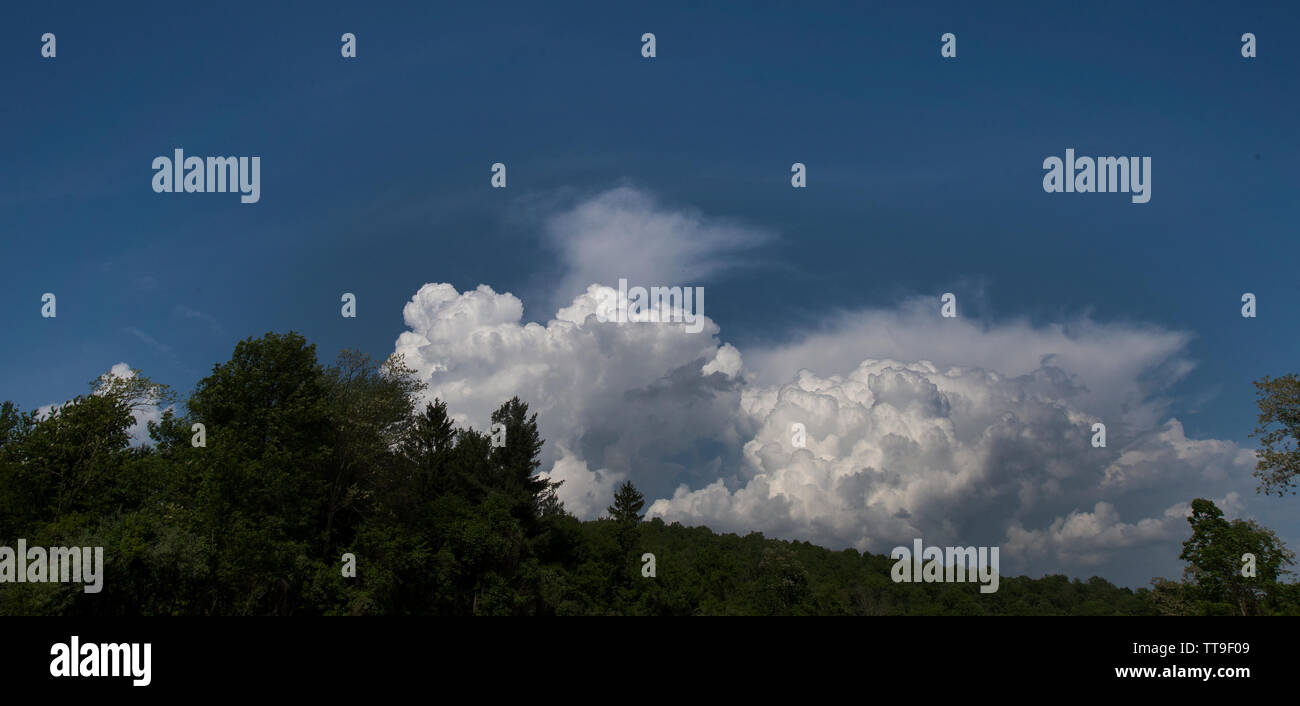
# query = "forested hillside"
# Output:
<box><xmin>1</xmin><ymin>332</ymin><xmax>1295</xmax><ymax>616</ymax></box>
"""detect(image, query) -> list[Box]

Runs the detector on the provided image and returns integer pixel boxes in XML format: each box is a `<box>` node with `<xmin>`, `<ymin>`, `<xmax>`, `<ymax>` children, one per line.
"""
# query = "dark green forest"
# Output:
<box><xmin>1</xmin><ymin>332</ymin><xmax>1297</xmax><ymax>616</ymax></box>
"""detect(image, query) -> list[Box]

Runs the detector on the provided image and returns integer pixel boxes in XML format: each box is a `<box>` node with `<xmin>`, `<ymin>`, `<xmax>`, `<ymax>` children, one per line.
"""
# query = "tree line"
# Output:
<box><xmin>1</xmin><ymin>332</ymin><xmax>1296</xmax><ymax>615</ymax></box>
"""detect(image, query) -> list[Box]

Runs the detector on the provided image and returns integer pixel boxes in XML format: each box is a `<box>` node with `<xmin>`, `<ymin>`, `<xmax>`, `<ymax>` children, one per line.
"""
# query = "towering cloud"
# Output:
<box><xmin>390</xmin><ymin>187</ymin><xmax>1260</xmax><ymax>587</ymax></box>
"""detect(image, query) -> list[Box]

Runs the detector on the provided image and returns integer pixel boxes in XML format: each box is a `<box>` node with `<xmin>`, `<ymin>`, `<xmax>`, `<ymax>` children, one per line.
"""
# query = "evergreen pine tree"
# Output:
<box><xmin>608</xmin><ymin>480</ymin><xmax>645</xmax><ymax>524</ymax></box>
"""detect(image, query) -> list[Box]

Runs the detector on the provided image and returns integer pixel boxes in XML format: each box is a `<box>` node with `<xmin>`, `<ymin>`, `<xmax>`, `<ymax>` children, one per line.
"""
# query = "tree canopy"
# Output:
<box><xmin>1251</xmin><ymin>374</ymin><xmax>1300</xmax><ymax>496</ymax></box>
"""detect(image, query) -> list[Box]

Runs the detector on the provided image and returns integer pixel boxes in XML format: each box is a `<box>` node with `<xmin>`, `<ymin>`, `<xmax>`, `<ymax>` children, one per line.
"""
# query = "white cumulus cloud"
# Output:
<box><xmin>390</xmin><ymin>187</ymin><xmax>1262</xmax><ymax>587</ymax></box>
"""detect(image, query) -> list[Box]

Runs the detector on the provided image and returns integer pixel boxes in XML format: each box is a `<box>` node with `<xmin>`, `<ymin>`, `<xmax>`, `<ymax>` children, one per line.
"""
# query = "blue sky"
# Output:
<box><xmin>3</xmin><ymin>1</ymin><xmax>1298</xmax><ymax>586</ymax></box>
